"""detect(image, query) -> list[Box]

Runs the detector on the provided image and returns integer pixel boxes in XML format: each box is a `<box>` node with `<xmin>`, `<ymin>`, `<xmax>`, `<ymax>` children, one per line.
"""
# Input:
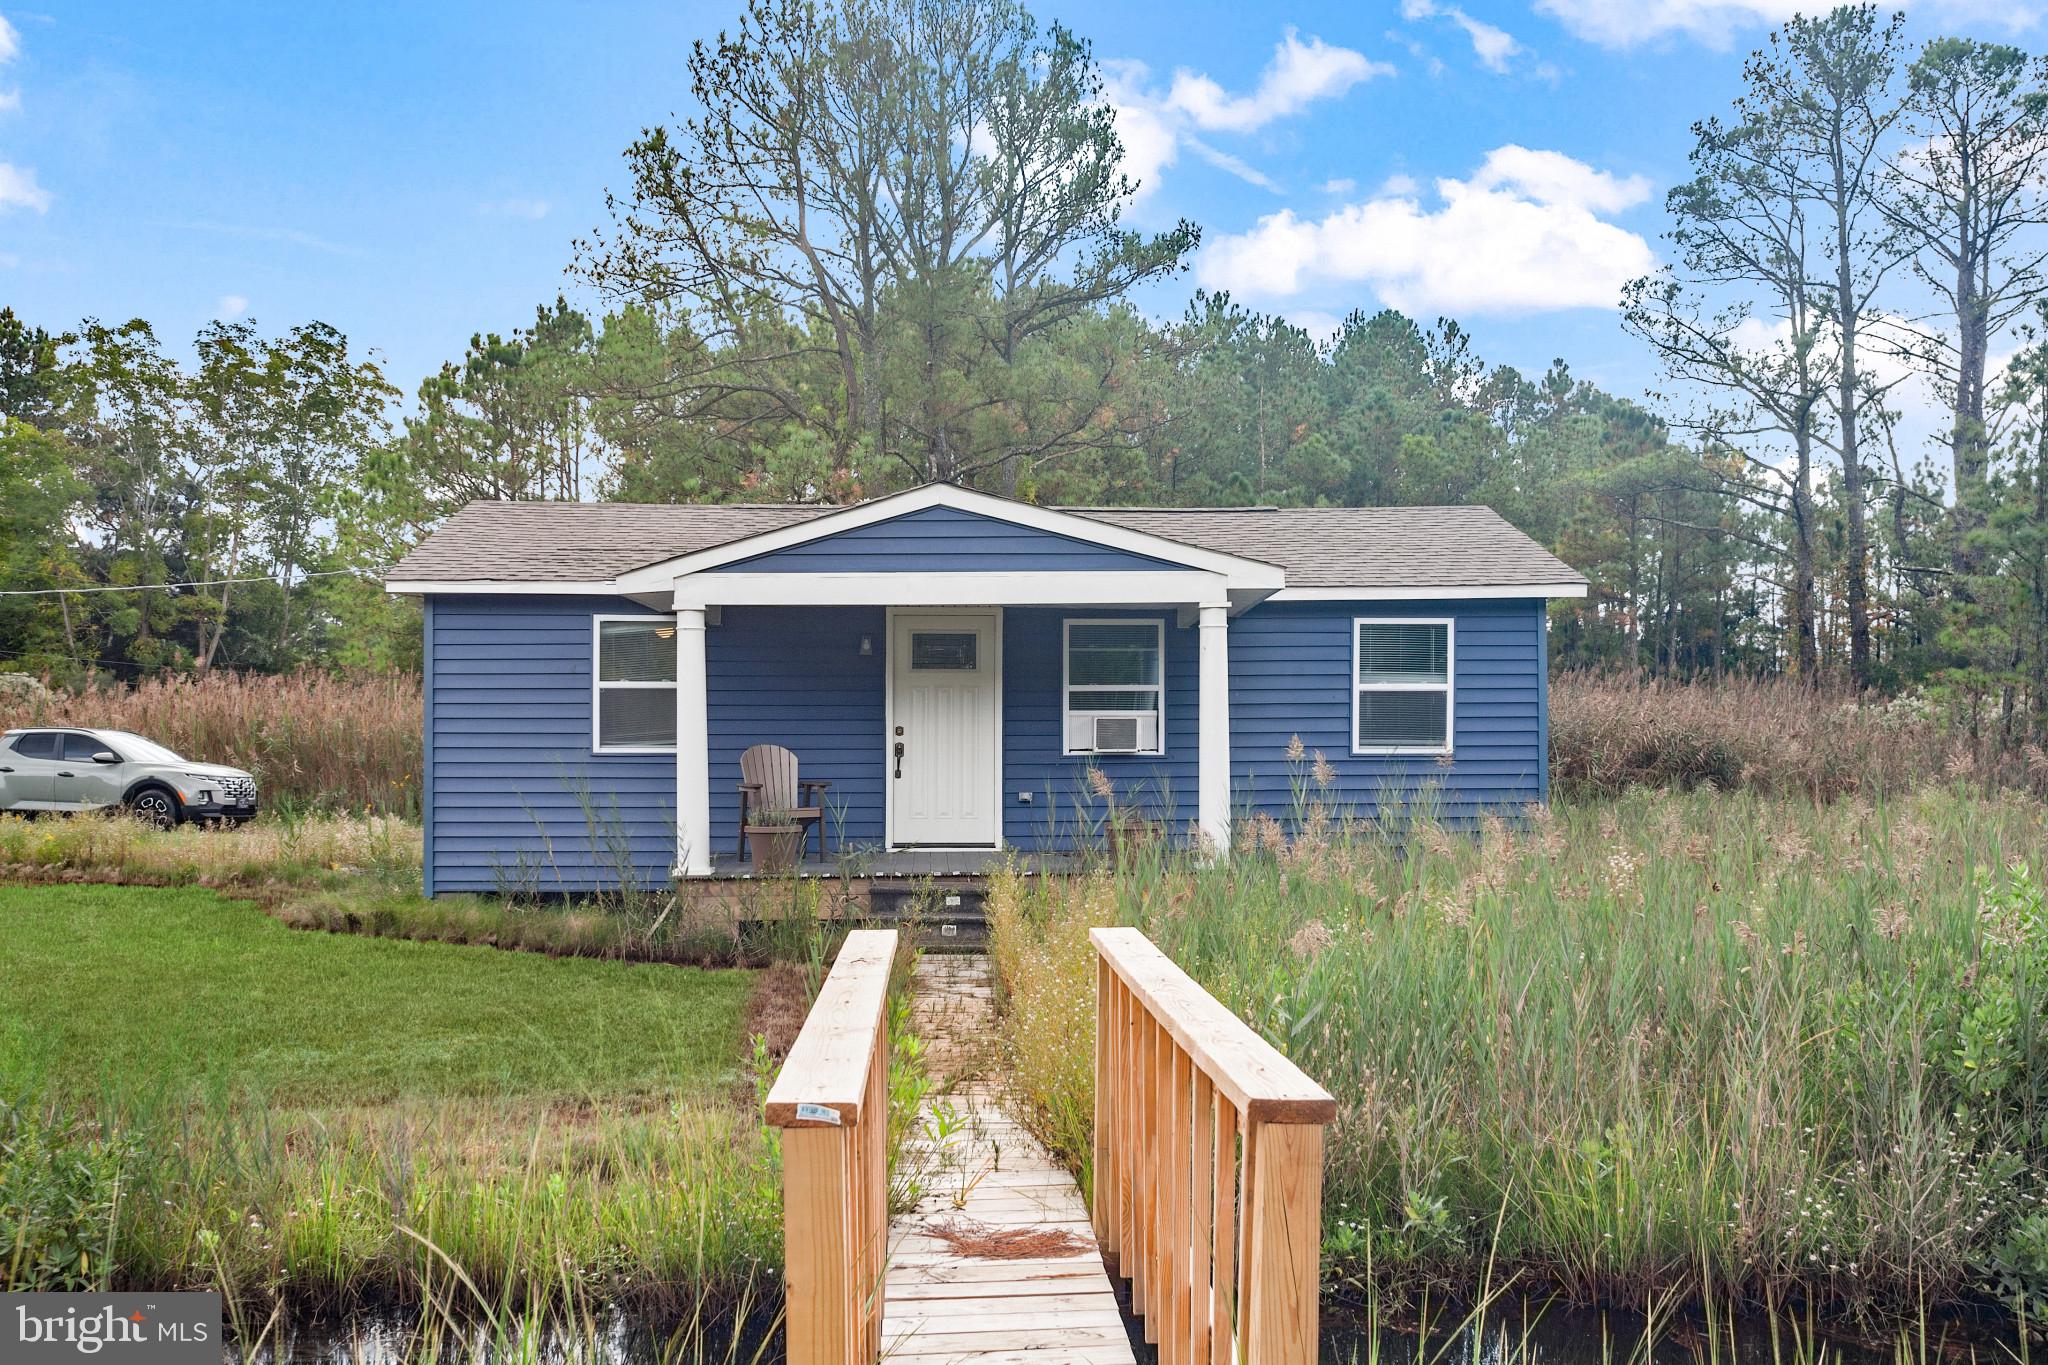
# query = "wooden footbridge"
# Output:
<box><xmin>764</xmin><ymin>929</ymin><xmax>1336</xmax><ymax>1364</ymax></box>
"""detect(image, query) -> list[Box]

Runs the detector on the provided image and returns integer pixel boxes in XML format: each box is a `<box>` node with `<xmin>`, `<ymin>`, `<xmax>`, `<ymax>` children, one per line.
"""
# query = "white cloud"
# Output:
<box><xmin>1197</xmin><ymin>144</ymin><xmax>1657</xmax><ymax>316</ymax></box>
<box><xmin>479</xmin><ymin>196</ymin><xmax>551</xmax><ymax>220</ymax></box>
<box><xmin>217</xmin><ymin>294</ymin><xmax>249</xmax><ymax>319</ymax></box>
<box><xmin>1384</xmin><ymin>30</ymin><xmax>1448</xmax><ymax>78</ymax></box>
<box><xmin>1164</xmin><ymin>29</ymin><xmax>1393</xmax><ymax>133</ymax></box>
<box><xmin>1320</xmin><ymin>177</ymin><xmax>1357</xmax><ymax>195</ymax></box>
<box><xmin>1537</xmin><ymin>0</ymin><xmax>2041</xmax><ymax>48</ymax></box>
<box><xmin>1103</xmin><ymin>31</ymin><xmax>1392</xmax><ymax>201</ymax></box>
<box><xmin>1468</xmin><ymin>144</ymin><xmax>1650</xmax><ymax>213</ymax></box>
<box><xmin>0</xmin><ymin>161</ymin><xmax>49</xmax><ymax>213</ymax></box>
<box><xmin>0</xmin><ymin>11</ymin><xmax>18</xmax><ymax>112</ymax></box>
<box><xmin>1402</xmin><ymin>0</ymin><xmax>1526</xmax><ymax>73</ymax></box>
<box><xmin>1184</xmin><ymin>137</ymin><xmax>1282</xmax><ymax>193</ymax></box>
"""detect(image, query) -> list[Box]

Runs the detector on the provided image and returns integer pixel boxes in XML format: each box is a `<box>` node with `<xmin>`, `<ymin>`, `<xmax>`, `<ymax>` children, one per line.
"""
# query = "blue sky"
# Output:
<box><xmin>0</xmin><ymin>0</ymin><xmax>2037</xmax><ymax>414</ymax></box>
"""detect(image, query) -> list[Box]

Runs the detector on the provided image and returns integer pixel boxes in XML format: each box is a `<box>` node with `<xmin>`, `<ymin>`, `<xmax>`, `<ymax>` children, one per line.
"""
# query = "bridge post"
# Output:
<box><xmin>765</xmin><ymin>929</ymin><xmax>897</xmax><ymax>1365</ymax></box>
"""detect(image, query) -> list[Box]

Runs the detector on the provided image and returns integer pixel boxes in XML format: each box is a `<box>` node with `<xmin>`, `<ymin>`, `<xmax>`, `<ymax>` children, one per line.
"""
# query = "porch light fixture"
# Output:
<box><xmin>654</xmin><ymin>626</ymin><xmax>676</xmax><ymax>640</ymax></box>
<box><xmin>860</xmin><ymin>634</ymin><xmax>873</xmax><ymax>655</ymax></box>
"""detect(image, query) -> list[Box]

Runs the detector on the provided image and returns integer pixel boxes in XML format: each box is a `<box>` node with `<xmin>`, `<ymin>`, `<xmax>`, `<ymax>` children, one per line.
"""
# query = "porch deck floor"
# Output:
<box><xmin>702</xmin><ymin>849</ymin><xmax>1085</xmax><ymax>879</ymax></box>
<box><xmin>883</xmin><ymin>955</ymin><xmax>1139</xmax><ymax>1364</ymax></box>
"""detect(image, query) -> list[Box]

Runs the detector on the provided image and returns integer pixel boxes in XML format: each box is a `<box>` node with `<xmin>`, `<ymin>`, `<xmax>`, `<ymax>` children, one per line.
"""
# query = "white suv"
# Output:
<box><xmin>0</xmin><ymin>727</ymin><xmax>259</xmax><ymax>828</ymax></box>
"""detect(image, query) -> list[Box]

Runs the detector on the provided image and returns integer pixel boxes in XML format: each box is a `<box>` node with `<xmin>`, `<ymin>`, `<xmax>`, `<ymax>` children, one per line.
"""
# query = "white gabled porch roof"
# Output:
<box><xmin>613</xmin><ymin>483</ymin><xmax>1288</xmax><ymax>614</ymax></box>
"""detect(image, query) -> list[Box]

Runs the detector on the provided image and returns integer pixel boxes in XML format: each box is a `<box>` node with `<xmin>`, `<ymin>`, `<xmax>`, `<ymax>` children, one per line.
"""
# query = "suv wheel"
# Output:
<box><xmin>128</xmin><ymin>787</ymin><xmax>180</xmax><ymax>830</ymax></box>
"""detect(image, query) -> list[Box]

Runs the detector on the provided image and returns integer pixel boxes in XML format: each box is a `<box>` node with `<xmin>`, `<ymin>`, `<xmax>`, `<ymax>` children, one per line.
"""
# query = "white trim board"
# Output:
<box><xmin>674</xmin><ymin>569</ymin><xmax>1235</xmax><ymax>611</ymax></box>
<box><xmin>390</xmin><ymin>575</ymin><xmax>1589</xmax><ymax>603</ymax></box>
<box><xmin>1271</xmin><ymin>583</ymin><xmax>1586</xmax><ymax>602</ymax></box>
<box><xmin>388</xmin><ymin>578</ymin><xmax>619</xmax><ymax>596</ymax></box>
<box><xmin>616</xmin><ymin>483</ymin><xmax>1286</xmax><ymax>593</ymax></box>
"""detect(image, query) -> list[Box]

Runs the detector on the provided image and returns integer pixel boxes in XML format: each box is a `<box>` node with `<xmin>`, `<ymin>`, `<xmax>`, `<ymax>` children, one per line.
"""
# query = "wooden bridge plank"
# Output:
<box><xmin>882</xmin><ymin>953</ymin><xmax>1138</xmax><ymax>1365</ymax></box>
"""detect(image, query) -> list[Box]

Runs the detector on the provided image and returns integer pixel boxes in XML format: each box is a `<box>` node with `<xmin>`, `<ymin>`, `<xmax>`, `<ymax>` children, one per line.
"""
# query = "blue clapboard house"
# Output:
<box><xmin>387</xmin><ymin>484</ymin><xmax>1585</xmax><ymax>894</ymax></box>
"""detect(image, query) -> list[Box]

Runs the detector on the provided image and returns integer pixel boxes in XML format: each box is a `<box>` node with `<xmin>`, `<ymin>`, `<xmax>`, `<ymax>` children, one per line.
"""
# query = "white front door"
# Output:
<box><xmin>888</xmin><ymin>611</ymin><xmax>999</xmax><ymax>847</ymax></box>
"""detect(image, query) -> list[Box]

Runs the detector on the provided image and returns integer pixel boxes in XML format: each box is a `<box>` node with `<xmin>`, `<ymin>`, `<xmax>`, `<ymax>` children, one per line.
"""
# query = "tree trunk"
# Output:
<box><xmin>196</xmin><ymin>527</ymin><xmax>239</xmax><ymax>674</ymax></box>
<box><xmin>58</xmin><ymin>586</ymin><xmax>77</xmax><ymax>667</ymax></box>
<box><xmin>1834</xmin><ymin>160</ymin><xmax>1873</xmax><ymax>689</ymax></box>
<box><xmin>1952</xmin><ymin>249</ymin><xmax>1990</xmax><ymax>575</ymax></box>
<box><xmin>2035</xmin><ymin>419</ymin><xmax>2048</xmax><ymax>742</ymax></box>
<box><xmin>1789</xmin><ymin>442</ymin><xmax>1821</xmax><ymax>680</ymax></box>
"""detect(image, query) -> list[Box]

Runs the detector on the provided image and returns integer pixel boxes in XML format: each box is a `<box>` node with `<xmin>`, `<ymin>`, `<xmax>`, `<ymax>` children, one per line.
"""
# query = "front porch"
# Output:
<box><xmin>664</xmin><ymin>586</ymin><xmax>1248</xmax><ymax>878</ymax></box>
<box><xmin>702</xmin><ymin>848</ymin><xmax>1086</xmax><ymax>879</ymax></box>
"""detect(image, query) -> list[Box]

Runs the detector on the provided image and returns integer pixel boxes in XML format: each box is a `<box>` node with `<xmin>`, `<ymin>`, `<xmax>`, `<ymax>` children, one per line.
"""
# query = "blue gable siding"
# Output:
<box><xmin>1001</xmin><ymin>609</ymin><xmax>1197</xmax><ymax>850</ymax></box>
<box><xmin>707</xmin><ymin>606</ymin><xmax>886</xmax><ymax>856</ymax></box>
<box><xmin>428</xmin><ymin>596</ymin><xmax>676</xmax><ymax>894</ymax></box>
<box><xmin>1228</xmin><ymin>598</ymin><xmax>1547</xmax><ymax>825</ymax></box>
<box><xmin>710</xmin><ymin>506</ymin><xmax>1180</xmax><ymax>573</ymax></box>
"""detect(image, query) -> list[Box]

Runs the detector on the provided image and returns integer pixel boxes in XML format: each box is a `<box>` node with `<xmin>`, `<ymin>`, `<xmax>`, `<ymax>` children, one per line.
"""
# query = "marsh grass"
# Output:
<box><xmin>0</xmin><ymin>808</ymin><xmax>420</xmax><ymax>890</ymax></box>
<box><xmin>1549</xmin><ymin>673</ymin><xmax>2048</xmax><ymax>801</ymax></box>
<box><xmin>2</xmin><ymin>671</ymin><xmax>422</xmax><ymax>815</ymax></box>
<box><xmin>987</xmin><ymin>786</ymin><xmax>2048</xmax><ymax>1327</ymax></box>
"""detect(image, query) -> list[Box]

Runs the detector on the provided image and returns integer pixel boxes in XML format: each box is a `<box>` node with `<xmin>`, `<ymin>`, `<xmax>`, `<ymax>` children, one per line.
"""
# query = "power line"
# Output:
<box><xmin>0</xmin><ymin>568</ymin><xmax>378</xmax><ymax>598</ymax></box>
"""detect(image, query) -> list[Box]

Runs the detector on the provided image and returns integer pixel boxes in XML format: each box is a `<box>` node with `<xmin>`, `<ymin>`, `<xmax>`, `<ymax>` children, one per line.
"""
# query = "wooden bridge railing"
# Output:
<box><xmin>1092</xmin><ymin>927</ymin><xmax>1337</xmax><ymax>1365</ymax></box>
<box><xmin>764</xmin><ymin>928</ymin><xmax>897</xmax><ymax>1365</ymax></box>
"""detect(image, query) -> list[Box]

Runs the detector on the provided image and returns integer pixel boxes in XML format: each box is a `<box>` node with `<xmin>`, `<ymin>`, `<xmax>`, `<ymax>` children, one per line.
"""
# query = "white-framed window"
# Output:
<box><xmin>592</xmin><ymin>615</ymin><xmax>678</xmax><ymax>752</ymax></box>
<box><xmin>1063</xmin><ymin>618</ymin><xmax>1165</xmax><ymax>756</ymax></box>
<box><xmin>1353</xmin><ymin>618</ymin><xmax>1454</xmax><ymax>756</ymax></box>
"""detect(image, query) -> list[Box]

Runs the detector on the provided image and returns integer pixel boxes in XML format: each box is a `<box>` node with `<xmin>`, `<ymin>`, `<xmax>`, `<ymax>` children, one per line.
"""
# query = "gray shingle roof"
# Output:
<box><xmin>1073</xmin><ymin>505</ymin><xmax>1581</xmax><ymax>589</ymax></box>
<box><xmin>388</xmin><ymin>498</ymin><xmax>1583</xmax><ymax>592</ymax></box>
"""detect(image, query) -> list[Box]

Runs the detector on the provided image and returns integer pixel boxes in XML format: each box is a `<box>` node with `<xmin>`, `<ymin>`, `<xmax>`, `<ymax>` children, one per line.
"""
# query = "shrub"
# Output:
<box><xmin>0</xmin><ymin>1095</ymin><xmax>131</xmax><ymax>1291</ymax></box>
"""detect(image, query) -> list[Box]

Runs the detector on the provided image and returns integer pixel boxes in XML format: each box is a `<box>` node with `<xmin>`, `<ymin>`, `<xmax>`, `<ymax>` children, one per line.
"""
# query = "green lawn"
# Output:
<box><xmin>0</xmin><ymin>884</ymin><xmax>755</xmax><ymax>1104</ymax></box>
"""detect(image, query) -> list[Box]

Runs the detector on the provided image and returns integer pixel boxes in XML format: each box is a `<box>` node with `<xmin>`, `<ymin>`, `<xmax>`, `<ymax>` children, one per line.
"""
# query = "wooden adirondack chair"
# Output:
<box><xmin>737</xmin><ymin>744</ymin><xmax>830</xmax><ymax>862</ymax></box>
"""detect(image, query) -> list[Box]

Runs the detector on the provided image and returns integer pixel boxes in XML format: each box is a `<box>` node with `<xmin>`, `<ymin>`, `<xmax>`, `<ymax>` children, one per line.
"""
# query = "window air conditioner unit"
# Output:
<box><xmin>1068</xmin><ymin>712</ymin><xmax>1158</xmax><ymax>754</ymax></box>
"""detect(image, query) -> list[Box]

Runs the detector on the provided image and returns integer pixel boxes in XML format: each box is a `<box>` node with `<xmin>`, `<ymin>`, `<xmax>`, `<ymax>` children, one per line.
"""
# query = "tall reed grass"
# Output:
<box><xmin>987</xmin><ymin>786</ymin><xmax>2048</xmax><ymax>1328</ymax></box>
<box><xmin>1550</xmin><ymin>672</ymin><xmax>2048</xmax><ymax>801</ymax></box>
<box><xmin>2</xmin><ymin>671</ymin><xmax>421</xmax><ymax>814</ymax></box>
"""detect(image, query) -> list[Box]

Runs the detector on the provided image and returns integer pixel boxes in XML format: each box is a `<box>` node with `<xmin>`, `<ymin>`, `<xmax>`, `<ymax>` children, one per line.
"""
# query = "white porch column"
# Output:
<box><xmin>1197</xmin><ymin>603</ymin><xmax>1231</xmax><ymax>861</ymax></box>
<box><xmin>674</xmin><ymin>606</ymin><xmax>713</xmax><ymax>878</ymax></box>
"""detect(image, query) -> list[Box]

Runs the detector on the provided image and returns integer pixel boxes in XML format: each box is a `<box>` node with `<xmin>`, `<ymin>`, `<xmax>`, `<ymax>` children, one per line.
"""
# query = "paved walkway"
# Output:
<box><xmin>881</xmin><ymin>954</ymin><xmax>1139</xmax><ymax>1365</ymax></box>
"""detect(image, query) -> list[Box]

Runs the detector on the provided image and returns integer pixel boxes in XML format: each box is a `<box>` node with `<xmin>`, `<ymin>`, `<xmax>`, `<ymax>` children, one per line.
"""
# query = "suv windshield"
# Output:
<box><xmin>101</xmin><ymin>732</ymin><xmax>186</xmax><ymax>765</ymax></box>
